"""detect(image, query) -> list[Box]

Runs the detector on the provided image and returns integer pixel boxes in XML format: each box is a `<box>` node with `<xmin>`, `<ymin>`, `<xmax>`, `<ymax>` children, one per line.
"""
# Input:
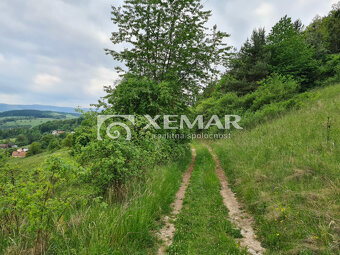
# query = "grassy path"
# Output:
<box><xmin>207</xmin><ymin>145</ymin><xmax>265</xmax><ymax>255</ymax></box>
<box><xmin>166</xmin><ymin>143</ymin><xmax>247</xmax><ymax>255</ymax></box>
<box><xmin>158</xmin><ymin>148</ymin><xmax>197</xmax><ymax>254</ymax></box>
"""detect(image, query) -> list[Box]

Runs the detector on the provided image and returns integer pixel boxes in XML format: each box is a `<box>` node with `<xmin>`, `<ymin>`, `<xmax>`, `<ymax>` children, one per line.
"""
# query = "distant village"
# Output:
<box><xmin>0</xmin><ymin>130</ymin><xmax>73</xmax><ymax>158</ymax></box>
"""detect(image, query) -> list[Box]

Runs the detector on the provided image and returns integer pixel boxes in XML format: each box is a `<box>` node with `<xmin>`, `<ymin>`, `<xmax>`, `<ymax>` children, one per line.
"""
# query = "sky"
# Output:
<box><xmin>0</xmin><ymin>0</ymin><xmax>338</xmax><ymax>108</ymax></box>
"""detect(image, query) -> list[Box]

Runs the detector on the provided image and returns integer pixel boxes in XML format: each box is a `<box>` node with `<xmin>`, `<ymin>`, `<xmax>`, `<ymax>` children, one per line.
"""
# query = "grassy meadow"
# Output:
<box><xmin>211</xmin><ymin>84</ymin><xmax>340</xmax><ymax>254</ymax></box>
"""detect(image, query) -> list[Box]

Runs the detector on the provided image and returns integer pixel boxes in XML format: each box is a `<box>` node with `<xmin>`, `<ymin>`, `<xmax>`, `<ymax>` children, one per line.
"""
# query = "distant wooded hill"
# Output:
<box><xmin>0</xmin><ymin>110</ymin><xmax>80</xmax><ymax>130</ymax></box>
<box><xmin>0</xmin><ymin>103</ymin><xmax>90</xmax><ymax>114</ymax></box>
<box><xmin>0</xmin><ymin>110</ymin><xmax>80</xmax><ymax>118</ymax></box>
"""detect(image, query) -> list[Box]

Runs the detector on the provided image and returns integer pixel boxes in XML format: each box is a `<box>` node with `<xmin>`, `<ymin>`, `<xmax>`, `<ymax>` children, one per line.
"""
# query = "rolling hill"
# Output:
<box><xmin>0</xmin><ymin>103</ymin><xmax>90</xmax><ymax>114</ymax></box>
<box><xmin>0</xmin><ymin>109</ymin><xmax>80</xmax><ymax>129</ymax></box>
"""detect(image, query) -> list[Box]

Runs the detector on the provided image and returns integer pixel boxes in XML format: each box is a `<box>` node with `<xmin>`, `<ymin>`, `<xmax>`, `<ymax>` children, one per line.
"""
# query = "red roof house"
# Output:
<box><xmin>12</xmin><ymin>151</ymin><xmax>27</xmax><ymax>158</ymax></box>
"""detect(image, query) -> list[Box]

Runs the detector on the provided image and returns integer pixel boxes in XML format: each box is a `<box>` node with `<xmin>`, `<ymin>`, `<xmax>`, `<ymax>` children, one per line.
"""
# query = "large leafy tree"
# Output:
<box><xmin>106</xmin><ymin>0</ymin><xmax>230</xmax><ymax>106</ymax></box>
<box><xmin>267</xmin><ymin>16</ymin><xmax>318</xmax><ymax>89</ymax></box>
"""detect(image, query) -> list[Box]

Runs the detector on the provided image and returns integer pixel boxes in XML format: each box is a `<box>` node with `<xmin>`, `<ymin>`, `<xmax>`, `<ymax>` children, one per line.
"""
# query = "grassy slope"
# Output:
<box><xmin>2</xmin><ymin>148</ymin><xmax>192</xmax><ymax>254</ymax></box>
<box><xmin>168</xmin><ymin>143</ymin><xmax>247</xmax><ymax>255</ymax></box>
<box><xmin>212</xmin><ymin>84</ymin><xmax>340</xmax><ymax>254</ymax></box>
<box><xmin>8</xmin><ymin>150</ymin><xmax>74</xmax><ymax>172</ymax></box>
<box><xmin>47</xmin><ymin>148</ymin><xmax>192</xmax><ymax>255</ymax></box>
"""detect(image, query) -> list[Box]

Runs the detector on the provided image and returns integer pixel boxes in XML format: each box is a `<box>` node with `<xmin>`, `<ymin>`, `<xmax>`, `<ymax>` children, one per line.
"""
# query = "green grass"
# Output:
<box><xmin>211</xmin><ymin>84</ymin><xmax>340</xmax><ymax>254</ymax></box>
<box><xmin>168</xmin><ymin>143</ymin><xmax>247</xmax><ymax>255</ymax></box>
<box><xmin>43</xmin><ymin>148</ymin><xmax>192</xmax><ymax>255</ymax></box>
<box><xmin>1</xmin><ymin>148</ymin><xmax>192</xmax><ymax>254</ymax></box>
<box><xmin>8</xmin><ymin>149</ymin><xmax>75</xmax><ymax>172</ymax></box>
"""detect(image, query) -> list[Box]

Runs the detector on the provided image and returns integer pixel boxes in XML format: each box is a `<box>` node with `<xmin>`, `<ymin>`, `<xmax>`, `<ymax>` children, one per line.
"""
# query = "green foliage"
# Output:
<box><xmin>267</xmin><ymin>16</ymin><xmax>318</xmax><ymax>89</ymax></box>
<box><xmin>108</xmin><ymin>0</ymin><xmax>230</xmax><ymax>103</ymax></box>
<box><xmin>47</xmin><ymin>138</ymin><xmax>61</xmax><ymax>152</ymax></box>
<box><xmin>0</xmin><ymin>117</ymin><xmax>82</xmax><ymax>146</ymax></box>
<box><xmin>318</xmin><ymin>53</ymin><xmax>340</xmax><ymax>85</ymax></box>
<box><xmin>16</xmin><ymin>133</ymin><xmax>28</xmax><ymax>146</ymax></box>
<box><xmin>250</xmin><ymin>74</ymin><xmax>300</xmax><ymax>111</ymax></box>
<box><xmin>0</xmin><ymin>156</ymin><xmax>74</xmax><ymax>252</ymax></box>
<box><xmin>0</xmin><ymin>110</ymin><xmax>69</xmax><ymax>118</ymax></box>
<box><xmin>195</xmin><ymin>73</ymin><xmax>307</xmax><ymax>130</ymax></box>
<box><xmin>99</xmin><ymin>75</ymin><xmax>187</xmax><ymax>115</ymax></box>
<box><xmin>61</xmin><ymin>134</ymin><xmax>73</xmax><ymax>148</ymax></box>
<box><xmin>72</xmin><ymin>111</ymin><xmax>188</xmax><ymax>195</ymax></box>
<box><xmin>222</xmin><ymin>28</ymin><xmax>270</xmax><ymax>95</ymax></box>
<box><xmin>46</xmin><ymin>149</ymin><xmax>191</xmax><ymax>254</ymax></box>
<box><xmin>40</xmin><ymin>134</ymin><xmax>55</xmax><ymax>149</ymax></box>
<box><xmin>27</xmin><ymin>142</ymin><xmax>42</xmax><ymax>156</ymax></box>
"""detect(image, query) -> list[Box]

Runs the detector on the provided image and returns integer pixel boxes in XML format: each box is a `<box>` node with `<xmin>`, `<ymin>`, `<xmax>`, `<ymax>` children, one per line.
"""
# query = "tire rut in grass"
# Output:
<box><xmin>157</xmin><ymin>148</ymin><xmax>197</xmax><ymax>255</ymax></box>
<box><xmin>167</xmin><ymin>145</ymin><xmax>248</xmax><ymax>255</ymax></box>
<box><xmin>207</xmin><ymin>145</ymin><xmax>265</xmax><ymax>255</ymax></box>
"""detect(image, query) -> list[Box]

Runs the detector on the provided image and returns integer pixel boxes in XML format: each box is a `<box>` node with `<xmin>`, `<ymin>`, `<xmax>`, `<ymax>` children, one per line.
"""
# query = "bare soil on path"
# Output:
<box><xmin>207</xmin><ymin>145</ymin><xmax>266</xmax><ymax>255</ymax></box>
<box><xmin>157</xmin><ymin>148</ymin><xmax>197</xmax><ymax>255</ymax></box>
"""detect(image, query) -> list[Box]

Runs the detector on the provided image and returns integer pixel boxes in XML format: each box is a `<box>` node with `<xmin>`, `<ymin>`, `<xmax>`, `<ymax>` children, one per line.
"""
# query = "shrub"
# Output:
<box><xmin>27</xmin><ymin>142</ymin><xmax>41</xmax><ymax>156</ymax></box>
<box><xmin>0</xmin><ymin>156</ymin><xmax>74</xmax><ymax>253</ymax></box>
<box><xmin>251</xmin><ymin>74</ymin><xmax>300</xmax><ymax>111</ymax></box>
<box><xmin>47</xmin><ymin>138</ymin><xmax>61</xmax><ymax>151</ymax></box>
<box><xmin>61</xmin><ymin>133</ymin><xmax>73</xmax><ymax>148</ymax></box>
<box><xmin>72</xmin><ymin>112</ymin><xmax>189</xmax><ymax>195</ymax></box>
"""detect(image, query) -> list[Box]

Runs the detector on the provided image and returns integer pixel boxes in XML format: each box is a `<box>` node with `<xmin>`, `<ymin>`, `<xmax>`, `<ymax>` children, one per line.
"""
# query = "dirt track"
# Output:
<box><xmin>207</xmin><ymin>145</ymin><xmax>265</xmax><ymax>255</ymax></box>
<box><xmin>157</xmin><ymin>148</ymin><xmax>197</xmax><ymax>255</ymax></box>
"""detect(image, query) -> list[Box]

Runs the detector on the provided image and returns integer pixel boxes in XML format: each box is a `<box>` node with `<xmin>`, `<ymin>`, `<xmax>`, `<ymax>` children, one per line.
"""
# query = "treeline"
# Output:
<box><xmin>0</xmin><ymin>110</ymin><xmax>78</xmax><ymax>118</ymax></box>
<box><xmin>195</xmin><ymin>4</ymin><xmax>340</xmax><ymax>128</ymax></box>
<box><xmin>0</xmin><ymin>117</ymin><xmax>83</xmax><ymax>145</ymax></box>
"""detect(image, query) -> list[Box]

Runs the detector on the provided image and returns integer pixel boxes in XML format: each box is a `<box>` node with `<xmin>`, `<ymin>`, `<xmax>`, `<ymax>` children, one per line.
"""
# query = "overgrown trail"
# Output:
<box><xmin>207</xmin><ymin>145</ymin><xmax>265</xmax><ymax>255</ymax></box>
<box><xmin>157</xmin><ymin>148</ymin><xmax>197</xmax><ymax>255</ymax></box>
<box><xmin>167</xmin><ymin>144</ymin><xmax>248</xmax><ymax>255</ymax></box>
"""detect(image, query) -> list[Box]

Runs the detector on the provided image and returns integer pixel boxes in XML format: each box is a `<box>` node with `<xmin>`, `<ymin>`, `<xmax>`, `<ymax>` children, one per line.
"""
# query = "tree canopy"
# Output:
<box><xmin>105</xmin><ymin>0</ymin><xmax>231</xmax><ymax>109</ymax></box>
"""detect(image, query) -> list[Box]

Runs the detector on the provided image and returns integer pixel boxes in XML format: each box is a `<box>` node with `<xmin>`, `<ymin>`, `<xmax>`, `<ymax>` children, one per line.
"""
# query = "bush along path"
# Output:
<box><xmin>206</xmin><ymin>145</ymin><xmax>265</xmax><ymax>255</ymax></box>
<box><xmin>157</xmin><ymin>148</ymin><xmax>197</xmax><ymax>255</ymax></box>
<box><xmin>166</xmin><ymin>143</ymin><xmax>248</xmax><ymax>255</ymax></box>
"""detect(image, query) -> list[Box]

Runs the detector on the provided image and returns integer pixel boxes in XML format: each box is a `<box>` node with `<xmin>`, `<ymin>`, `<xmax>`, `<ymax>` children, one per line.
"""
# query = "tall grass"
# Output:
<box><xmin>1</xmin><ymin>147</ymin><xmax>191</xmax><ymax>254</ymax></box>
<box><xmin>211</xmin><ymin>84</ymin><xmax>340</xmax><ymax>254</ymax></box>
<box><xmin>45</xmin><ymin>148</ymin><xmax>192</xmax><ymax>254</ymax></box>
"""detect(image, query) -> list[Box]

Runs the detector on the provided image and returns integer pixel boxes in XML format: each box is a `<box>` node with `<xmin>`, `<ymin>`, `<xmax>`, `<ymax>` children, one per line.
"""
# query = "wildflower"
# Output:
<box><xmin>276</xmin><ymin>233</ymin><xmax>280</xmax><ymax>236</ymax></box>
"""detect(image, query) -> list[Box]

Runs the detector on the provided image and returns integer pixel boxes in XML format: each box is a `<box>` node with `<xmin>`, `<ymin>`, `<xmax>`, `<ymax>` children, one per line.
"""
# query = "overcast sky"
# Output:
<box><xmin>0</xmin><ymin>0</ymin><xmax>338</xmax><ymax>108</ymax></box>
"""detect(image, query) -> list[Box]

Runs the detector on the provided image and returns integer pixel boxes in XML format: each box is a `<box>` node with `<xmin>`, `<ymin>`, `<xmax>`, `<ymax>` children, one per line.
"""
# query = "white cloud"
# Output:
<box><xmin>86</xmin><ymin>67</ymin><xmax>119</xmax><ymax>97</ymax></box>
<box><xmin>254</xmin><ymin>3</ymin><xmax>275</xmax><ymax>16</ymax></box>
<box><xmin>0</xmin><ymin>53</ymin><xmax>4</xmax><ymax>62</ymax></box>
<box><xmin>33</xmin><ymin>74</ymin><xmax>61</xmax><ymax>86</ymax></box>
<box><xmin>32</xmin><ymin>74</ymin><xmax>62</xmax><ymax>94</ymax></box>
